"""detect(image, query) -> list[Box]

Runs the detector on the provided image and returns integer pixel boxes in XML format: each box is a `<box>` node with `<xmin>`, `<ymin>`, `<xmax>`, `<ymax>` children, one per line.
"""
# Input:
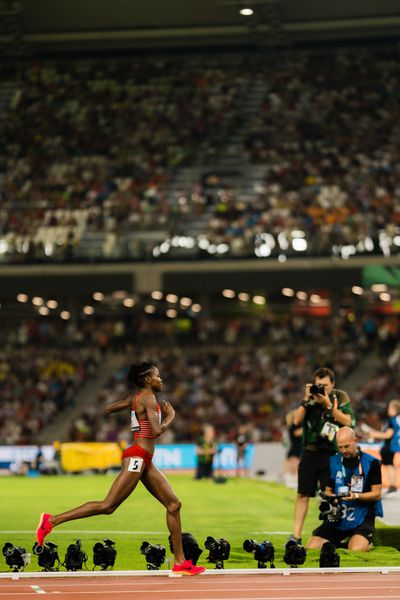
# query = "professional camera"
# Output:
<box><xmin>319</xmin><ymin>541</ymin><xmax>340</xmax><ymax>568</ymax></box>
<box><xmin>204</xmin><ymin>536</ymin><xmax>230</xmax><ymax>569</ymax></box>
<box><xmin>168</xmin><ymin>532</ymin><xmax>203</xmax><ymax>565</ymax></box>
<box><xmin>140</xmin><ymin>541</ymin><xmax>166</xmax><ymax>570</ymax></box>
<box><xmin>2</xmin><ymin>543</ymin><xmax>30</xmax><ymax>572</ymax></box>
<box><xmin>33</xmin><ymin>541</ymin><xmax>60</xmax><ymax>571</ymax></box>
<box><xmin>310</xmin><ymin>383</ymin><xmax>325</xmax><ymax>397</ymax></box>
<box><xmin>243</xmin><ymin>539</ymin><xmax>275</xmax><ymax>568</ymax></box>
<box><xmin>93</xmin><ymin>539</ymin><xmax>116</xmax><ymax>570</ymax></box>
<box><xmin>64</xmin><ymin>539</ymin><xmax>88</xmax><ymax>571</ymax></box>
<box><xmin>283</xmin><ymin>540</ymin><xmax>307</xmax><ymax>567</ymax></box>
<box><xmin>319</xmin><ymin>493</ymin><xmax>345</xmax><ymax>524</ymax></box>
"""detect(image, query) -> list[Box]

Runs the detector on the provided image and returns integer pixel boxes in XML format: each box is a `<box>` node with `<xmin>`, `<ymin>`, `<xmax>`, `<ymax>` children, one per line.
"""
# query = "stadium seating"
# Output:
<box><xmin>0</xmin><ymin>47</ymin><xmax>399</xmax><ymax>262</ymax></box>
<box><xmin>66</xmin><ymin>310</ymin><xmax>373</xmax><ymax>444</ymax></box>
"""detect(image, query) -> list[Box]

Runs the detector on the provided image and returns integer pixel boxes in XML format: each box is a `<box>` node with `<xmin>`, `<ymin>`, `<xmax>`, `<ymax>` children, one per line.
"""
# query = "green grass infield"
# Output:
<box><xmin>1</xmin><ymin>474</ymin><xmax>399</xmax><ymax>572</ymax></box>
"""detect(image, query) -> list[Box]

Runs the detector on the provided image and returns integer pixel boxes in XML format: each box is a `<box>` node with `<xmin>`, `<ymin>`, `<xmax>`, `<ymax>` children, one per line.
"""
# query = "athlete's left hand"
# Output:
<box><xmin>163</xmin><ymin>401</ymin><xmax>175</xmax><ymax>419</ymax></box>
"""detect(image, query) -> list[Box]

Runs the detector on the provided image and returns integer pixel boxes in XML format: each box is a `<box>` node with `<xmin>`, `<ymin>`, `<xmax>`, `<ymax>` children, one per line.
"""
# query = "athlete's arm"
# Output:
<box><xmin>145</xmin><ymin>396</ymin><xmax>175</xmax><ymax>437</ymax></box>
<box><xmin>105</xmin><ymin>396</ymin><xmax>132</xmax><ymax>415</ymax></box>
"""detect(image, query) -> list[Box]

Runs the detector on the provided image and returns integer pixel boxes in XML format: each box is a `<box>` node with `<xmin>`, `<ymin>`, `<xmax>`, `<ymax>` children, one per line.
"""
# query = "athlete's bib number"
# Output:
<box><xmin>128</xmin><ymin>457</ymin><xmax>144</xmax><ymax>472</ymax></box>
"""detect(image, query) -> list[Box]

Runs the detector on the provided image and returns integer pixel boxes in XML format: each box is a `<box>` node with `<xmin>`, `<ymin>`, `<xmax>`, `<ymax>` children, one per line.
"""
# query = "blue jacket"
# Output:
<box><xmin>387</xmin><ymin>416</ymin><xmax>400</xmax><ymax>453</ymax></box>
<box><xmin>329</xmin><ymin>451</ymin><xmax>383</xmax><ymax>531</ymax></box>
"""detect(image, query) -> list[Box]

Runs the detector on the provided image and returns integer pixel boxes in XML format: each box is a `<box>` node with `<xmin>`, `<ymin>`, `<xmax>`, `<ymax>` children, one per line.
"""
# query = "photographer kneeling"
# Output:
<box><xmin>307</xmin><ymin>427</ymin><xmax>382</xmax><ymax>552</ymax></box>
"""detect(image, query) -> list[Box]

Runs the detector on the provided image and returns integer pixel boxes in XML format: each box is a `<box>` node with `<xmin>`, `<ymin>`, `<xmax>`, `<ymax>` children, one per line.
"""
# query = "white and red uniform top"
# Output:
<box><xmin>132</xmin><ymin>391</ymin><xmax>161</xmax><ymax>440</ymax></box>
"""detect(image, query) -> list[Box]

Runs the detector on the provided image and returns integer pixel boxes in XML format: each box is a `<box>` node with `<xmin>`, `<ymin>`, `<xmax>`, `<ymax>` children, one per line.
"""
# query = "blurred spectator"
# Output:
<box><xmin>235</xmin><ymin>424</ymin><xmax>251</xmax><ymax>477</ymax></box>
<box><xmin>195</xmin><ymin>424</ymin><xmax>217</xmax><ymax>480</ymax></box>
<box><xmin>283</xmin><ymin>409</ymin><xmax>303</xmax><ymax>489</ymax></box>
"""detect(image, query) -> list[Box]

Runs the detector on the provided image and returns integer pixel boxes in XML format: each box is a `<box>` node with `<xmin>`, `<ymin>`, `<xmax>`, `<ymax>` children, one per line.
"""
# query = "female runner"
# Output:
<box><xmin>36</xmin><ymin>362</ymin><xmax>205</xmax><ymax>575</ymax></box>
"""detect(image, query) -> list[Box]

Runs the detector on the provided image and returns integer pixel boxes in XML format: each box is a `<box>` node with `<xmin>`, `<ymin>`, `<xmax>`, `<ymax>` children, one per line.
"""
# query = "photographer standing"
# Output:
<box><xmin>289</xmin><ymin>368</ymin><xmax>355</xmax><ymax>544</ymax></box>
<box><xmin>307</xmin><ymin>427</ymin><xmax>382</xmax><ymax>551</ymax></box>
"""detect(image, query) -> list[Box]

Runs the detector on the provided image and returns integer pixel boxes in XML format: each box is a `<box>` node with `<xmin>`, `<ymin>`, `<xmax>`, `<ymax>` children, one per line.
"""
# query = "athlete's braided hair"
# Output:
<box><xmin>127</xmin><ymin>362</ymin><xmax>155</xmax><ymax>387</ymax></box>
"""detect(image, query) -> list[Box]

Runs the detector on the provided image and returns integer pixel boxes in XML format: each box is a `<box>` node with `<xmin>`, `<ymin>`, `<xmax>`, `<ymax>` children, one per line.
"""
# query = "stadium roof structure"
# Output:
<box><xmin>2</xmin><ymin>0</ymin><xmax>400</xmax><ymax>54</ymax></box>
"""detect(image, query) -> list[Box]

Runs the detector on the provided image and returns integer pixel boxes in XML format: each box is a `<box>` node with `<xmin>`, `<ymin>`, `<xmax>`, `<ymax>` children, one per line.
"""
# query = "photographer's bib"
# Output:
<box><xmin>329</xmin><ymin>451</ymin><xmax>382</xmax><ymax>531</ymax></box>
<box><xmin>320</xmin><ymin>421</ymin><xmax>339</xmax><ymax>442</ymax></box>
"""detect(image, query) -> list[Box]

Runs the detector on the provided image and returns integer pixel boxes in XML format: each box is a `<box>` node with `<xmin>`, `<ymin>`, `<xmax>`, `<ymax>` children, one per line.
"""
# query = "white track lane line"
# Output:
<box><xmin>30</xmin><ymin>585</ymin><xmax>46</xmax><ymax>594</ymax></box>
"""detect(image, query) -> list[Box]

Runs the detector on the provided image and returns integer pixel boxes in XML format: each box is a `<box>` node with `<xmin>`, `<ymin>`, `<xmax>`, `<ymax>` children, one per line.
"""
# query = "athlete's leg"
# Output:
<box><xmin>51</xmin><ymin>457</ymin><xmax>145</xmax><ymax>527</ymax></box>
<box><xmin>141</xmin><ymin>463</ymin><xmax>185</xmax><ymax>564</ymax></box>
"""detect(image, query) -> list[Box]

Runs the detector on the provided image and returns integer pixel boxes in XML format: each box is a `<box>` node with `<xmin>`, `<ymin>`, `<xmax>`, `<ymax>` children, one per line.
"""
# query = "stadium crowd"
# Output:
<box><xmin>0</xmin><ymin>56</ymin><xmax>250</xmax><ymax>261</ymax></box>
<box><xmin>66</xmin><ymin>310</ymin><xmax>393</xmax><ymax>445</ymax></box>
<box><xmin>1</xmin><ymin>43</ymin><xmax>400</xmax><ymax>448</ymax></box>
<box><xmin>0</xmin><ymin>47</ymin><xmax>399</xmax><ymax>261</ymax></box>
<box><xmin>196</xmin><ymin>48</ymin><xmax>400</xmax><ymax>259</ymax></box>
<box><xmin>0</xmin><ymin>320</ymin><xmax>101</xmax><ymax>444</ymax></box>
<box><xmin>0</xmin><ymin>308</ymin><xmax>398</xmax><ymax>446</ymax></box>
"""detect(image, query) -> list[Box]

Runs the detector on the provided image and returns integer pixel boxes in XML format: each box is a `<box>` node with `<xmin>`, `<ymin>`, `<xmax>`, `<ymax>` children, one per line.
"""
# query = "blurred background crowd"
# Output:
<box><xmin>1</xmin><ymin>308</ymin><xmax>399</xmax><ymax>447</ymax></box>
<box><xmin>1</xmin><ymin>29</ymin><xmax>400</xmax><ymax>460</ymax></box>
<box><xmin>0</xmin><ymin>47</ymin><xmax>399</xmax><ymax>263</ymax></box>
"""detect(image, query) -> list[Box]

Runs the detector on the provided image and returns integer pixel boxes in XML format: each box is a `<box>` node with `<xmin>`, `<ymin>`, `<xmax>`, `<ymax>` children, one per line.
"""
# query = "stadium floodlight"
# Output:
<box><xmin>243</xmin><ymin>539</ymin><xmax>275</xmax><ymax>568</ymax></box>
<box><xmin>140</xmin><ymin>541</ymin><xmax>166</xmax><ymax>570</ymax></box>
<box><xmin>2</xmin><ymin>543</ymin><xmax>30</xmax><ymax>572</ymax></box>
<box><xmin>33</xmin><ymin>541</ymin><xmax>60</xmax><ymax>571</ymax></box>
<box><xmin>239</xmin><ymin>7</ymin><xmax>254</xmax><ymax>16</ymax></box>
<box><xmin>204</xmin><ymin>536</ymin><xmax>230</xmax><ymax>569</ymax></box>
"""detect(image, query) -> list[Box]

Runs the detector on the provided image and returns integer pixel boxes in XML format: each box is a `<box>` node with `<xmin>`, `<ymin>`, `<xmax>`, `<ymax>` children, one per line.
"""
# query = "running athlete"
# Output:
<box><xmin>35</xmin><ymin>362</ymin><xmax>205</xmax><ymax>575</ymax></box>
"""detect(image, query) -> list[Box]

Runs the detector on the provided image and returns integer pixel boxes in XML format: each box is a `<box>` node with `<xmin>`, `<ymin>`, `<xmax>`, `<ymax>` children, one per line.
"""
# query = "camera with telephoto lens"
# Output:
<box><xmin>204</xmin><ymin>536</ymin><xmax>230</xmax><ymax>569</ymax></box>
<box><xmin>64</xmin><ymin>539</ymin><xmax>88</xmax><ymax>571</ymax></box>
<box><xmin>283</xmin><ymin>540</ymin><xmax>307</xmax><ymax>567</ymax></box>
<box><xmin>319</xmin><ymin>492</ymin><xmax>345</xmax><ymax>524</ymax></box>
<box><xmin>243</xmin><ymin>539</ymin><xmax>275</xmax><ymax>568</ymax></box>
<box><xmin>310</xmin><ymin>383</ymin><xmax>325</xmax><ymax>397</ymax></box>
<box><xmin>2</xmin><ymin>543</ymin><xmax>30</xmax><ymax>572</ymax></box>
<box><xmin>140</xmin><ymin>541</ymin><xmax>166</xmax><ymax>570</ymax></box>
<box><xmin>33</xmin><ymin>541</ymin><xmax>60</xmax><ymax>571</ymax></box>
<box><xmin>319</xmin><ymin>541</ymin><xmax>340</xmax><ymax>568</ymax></box>
<box><xmin>93</xmin><ymin>539</ymin><xmax>116</xmax><ymax>570</ymax></box>
<box><xmin>169</xmin><ymin>532</ymin><xmax>203</xmax><ymax>565</ymax></box>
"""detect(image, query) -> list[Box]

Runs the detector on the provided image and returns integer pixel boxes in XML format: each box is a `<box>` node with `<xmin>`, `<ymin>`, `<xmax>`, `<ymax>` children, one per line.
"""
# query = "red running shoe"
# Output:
<box><xmin>36</xmin><ymin>513</ymin><xmax>53</xmax><ymax>546</ymax></box>
<box><xmin>172</xmin><ymin>559</ymin><xmax>206</xmax><ymax>576</ymax></box>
